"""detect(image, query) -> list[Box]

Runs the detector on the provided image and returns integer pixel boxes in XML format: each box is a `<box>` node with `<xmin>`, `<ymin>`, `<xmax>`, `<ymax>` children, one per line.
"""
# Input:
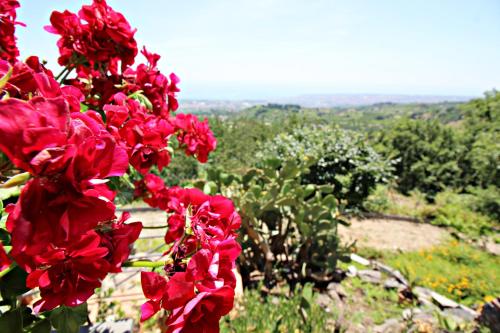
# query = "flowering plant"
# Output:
<box><xmin>0</xmin><ymin>1</ymin><xmax>240</xmax><ymax>332</ymax></box>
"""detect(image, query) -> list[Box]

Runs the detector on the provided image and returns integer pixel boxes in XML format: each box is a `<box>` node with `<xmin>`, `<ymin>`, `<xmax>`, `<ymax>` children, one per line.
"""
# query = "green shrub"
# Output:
<box><xmin>261</xmin><ymin>126</ymin><xmax>393</xmax><ymax>209</ymax></box>
<box><xmin>467</xmin><ymin>186</ymin><xmax>500</xmax><ymax>222</ymax></box>
<box><xmin>378</xmin><ymin>119</ymin><xmax>462</xmax><ymax>199</ymax></box>
<box><xmin>431</xmin><ymin>190</ymin><xmax>497</xmax><ymax>237</ymax></box>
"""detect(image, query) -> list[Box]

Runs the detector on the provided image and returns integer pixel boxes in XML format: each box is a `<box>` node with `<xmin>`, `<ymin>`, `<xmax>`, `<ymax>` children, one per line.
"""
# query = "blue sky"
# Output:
<box><xmin>15</xmin><ymin>0</ymin><xmax>500</xmax><ymax>99</ymax></box>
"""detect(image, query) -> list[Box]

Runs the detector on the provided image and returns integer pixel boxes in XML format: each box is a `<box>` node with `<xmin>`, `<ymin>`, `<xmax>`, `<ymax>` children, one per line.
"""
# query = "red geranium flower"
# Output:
<box><xmin>165</xmin><ymin>286</ymin><xmax>235</xmax><ymax>333</ymax></box>
<box><xmin>46</xmin><ymin>0</ymin><xmax>137</xmax><ymax>76</ymax></box>
<box><xmin>26</xmin><ymin>231</ymin><xmax>111</xmax><ymax>312</ymax></box>
<box><xmin>123</xmin><ymin>47</ymin><xmax>180</xmax><ymax>116</ymax></box>
<box><xmin>99</xmin><ymin>212</ymin><xmax>142</xmax><ymax>273</ymax></box>
<box><xmin>174</xmin><ymin>114</ymin><xmax>217</xmax><ymax>163</ymax></box>
<box><xmin>0</xmin><ymin>0</ymin><xmax>24</xmax><ymax>63</ymax></box>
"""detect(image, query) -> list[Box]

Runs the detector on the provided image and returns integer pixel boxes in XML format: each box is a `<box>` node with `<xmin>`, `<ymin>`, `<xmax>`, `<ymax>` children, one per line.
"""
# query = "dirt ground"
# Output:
<box><xmin>338</xmin><ymin>217</ymin><xmax>449</xmax><ymax>251</ymax></box>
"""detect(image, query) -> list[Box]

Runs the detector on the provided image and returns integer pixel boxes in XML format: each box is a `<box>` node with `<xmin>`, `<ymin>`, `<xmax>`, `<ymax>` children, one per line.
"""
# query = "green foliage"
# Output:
<box><xmin>206</xmin><ymin>116</ymin><xmax>282</xmax><ymax>174</ymax></box>
<box><xmin>261</xmin><ymin>126</ymin><xmax>392</xmax><ymax>209</ymax></box>
<box><xmin>467</xmin><ymin>186</ymin><xmax>500</xmax><ymax>222</ymax></box>
<box><xmin>459</xmin><ymin>91</ymin><xmax>500</xmax><ymax>188</ymax></box>
<box><xmin>376</xmin><ymin>91</ymin><xmax>499</xmax><ymax>199</ymax></box>
<box><xmin>160</xmin><ymin>151</ymin><xmax>199</xmax><ymax>186</ymax></box>
<box><xmin>378</xmin><ymin>119</ymin><xmax>462</xmax><ymax>198</ymax></box>
<box><xmin>50</xmin><ymin>304</ymin><xmax>88</xmax><ymax>333</ymax></box>
<box><xmin>431</xmin><ymin>190</ymin><xmax>497</xmax><ymax>237</ymax></box>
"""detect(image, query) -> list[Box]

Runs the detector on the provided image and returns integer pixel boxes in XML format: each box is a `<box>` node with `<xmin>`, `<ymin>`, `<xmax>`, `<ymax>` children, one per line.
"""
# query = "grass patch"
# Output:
<box><xmin>220</xmin><ymin>285</ymin><xmax>331</xmax><ymax>333</ymax></box>
<box><xmin>342</xmin><ymin>277</ymin><xmax>412</xmax><ymax>325</ymax></box>
<box><xmin>358</xmin><ymin>241</ymin><xmax>500</xmax><ymax>307</ymax></box>
<box><xmin>221</xmin><ymin>277</ymin><xmax>415</xmax><ymax>332</ymax></box>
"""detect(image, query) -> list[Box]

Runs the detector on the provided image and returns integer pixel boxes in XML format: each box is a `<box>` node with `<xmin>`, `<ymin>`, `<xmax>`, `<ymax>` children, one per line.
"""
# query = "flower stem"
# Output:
<box><xmin>0</xmin><ymin>172</ymin><xmax>30</xmax><ymax>188</ymax></box>
<box><xmin>55</xmin><ymin>67</ymin><xmax>68</xmax><ymax>81</ymax></box>
<box><xmin>122</xmin><ymin>260</ymin><xmax>170</xmax><ymax>268</ymax></box>
<box><xmin>59</xmin><ymin>67</ymin><xmax>74</xmax><ymax>83</ymax></box>
<box><xmin>0</xmin><ymin>263</ymin><xmax>16</xmax><ymax>279</ymax></box>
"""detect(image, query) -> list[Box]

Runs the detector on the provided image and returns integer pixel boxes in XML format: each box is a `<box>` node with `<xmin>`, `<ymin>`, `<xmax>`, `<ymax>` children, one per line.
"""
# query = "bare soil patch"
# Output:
<box><xmin>339</xmin><ymin>218</ymin><xmax>449</xmax><ymax>252</ymax></box>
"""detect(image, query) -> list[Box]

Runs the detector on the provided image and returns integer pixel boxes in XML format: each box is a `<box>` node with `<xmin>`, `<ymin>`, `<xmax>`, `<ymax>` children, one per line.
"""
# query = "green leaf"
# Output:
<box><xmin>321</xmin><ymin>194</ymin><xmax>336</xmax><ymax>207</ymax></box>
<box><xmin>30</xmin><ymin>318</ymin><xmax>51</xmax><ymax>333</ymax></box>
<box><xmin>0</xmin><ymin>266</ymin><xmax>28</xmax><ymax>301</ymax></box>
<box><xmin>0</xmin><ymin>308</ymin><xmax>22</xmax><ymax>333</ymax></box>
<box><xmin>50</xmin><ymin>303</ymin><xmax>88</xmax><ymax>333</ymax></box>
<box><xmin>303</xmin><ymin>184</ymin><xmax>315</xmax><ymax>198</ymax></box>
<box><xmin>0</xmin><ymin>172</ymin><xmax>30</xmax><ymax>189</ymax></box>
<box><xmin>203</xmin><ymin>181</ymin><xmax>217</xmax><ymax>195</ymax></box>
<box><xmin>318</xmin><ymin>184</ymin><xmax>333</xmax><ymax>194</ymax></box>
<box><xmin>242</xmin><ymin>169</ymin><xmax>259</xmax><ymax>184</ymax></box>
<box><xmin>79</xmin><ymin>103</ymin><xmax>89</xmax><ymax>112</ymax></box>
<box><xmin>275</xmin><ymin>197</ymin><xmax>296</xmax><ymax>206</ymax></box>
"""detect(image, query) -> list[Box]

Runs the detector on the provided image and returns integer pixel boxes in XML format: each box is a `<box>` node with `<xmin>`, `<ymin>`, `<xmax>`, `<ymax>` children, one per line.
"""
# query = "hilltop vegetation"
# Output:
<box><xmin>171</xmin><ymin>91</ymin><xmax>499</xmax><ymax>239</ymax></box>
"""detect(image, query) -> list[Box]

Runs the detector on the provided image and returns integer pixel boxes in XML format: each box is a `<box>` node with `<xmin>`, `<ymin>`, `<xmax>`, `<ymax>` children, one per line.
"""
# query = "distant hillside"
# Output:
<box><xmin>270</xmin><ymin>94</ymin><xmax>474</xmax><ymax>108</ymax></box>
<box><xmin>180</xmin><ymin>94</ymin><xmax>474</xmax><ymax>113</ymax></box>
<box><xmin>217</xmin><ymin>101</ymin><xmax>466</xmax><ymax>132</ymax></box>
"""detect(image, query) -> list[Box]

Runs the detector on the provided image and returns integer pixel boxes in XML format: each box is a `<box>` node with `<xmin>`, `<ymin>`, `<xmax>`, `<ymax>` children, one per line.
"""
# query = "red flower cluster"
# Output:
<box><xmin>45</xmin><ymin>0</ymin><xmax>137</xmax><ymax>76</ymax></box>
<box><xmin>124</xmin><ymin>47</ymin><xmax>180</xmax><ymax>116</ymax></box>
<box><xmin>0</xmin><ymin>0</ymin><xmax>236</xmax><ymax>331</ymax></box>
<box><xmin>0</xmin><ymin>0</ymin><xmax>24</xmax><ymax>63</ymax></box>
<box><xmin>104</xmin><ymin>92</ymin><xmax>175</xmax><ymax>174</ymax></box>
<box><xmin>175</xmin><ymin>114</ymin><xmax>217</xmax><ymax>163</ymax></box>
<box><xmin>0</xmin><ymin>93</ymin><xmax>142</xmax><ymax>311</ymax></box>
<box><xmin>136</xmin><ymin>174</ymin><xmax>241</xmax><ymax>332</ymax></box>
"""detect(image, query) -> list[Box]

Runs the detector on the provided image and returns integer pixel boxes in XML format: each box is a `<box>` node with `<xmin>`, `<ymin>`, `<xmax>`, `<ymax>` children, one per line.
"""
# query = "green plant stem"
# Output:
<box><xmin>122</xmin><ymin>260</ymin><xmax>170</xmax><ymax>268</ymax></box>
<box><xmin>0</xmin><ymin>171</ymin><xmax>30</xmax><ymax>188</ymax></box>
<box><xmin>55</xmin><ymin>67</ymin><xmax>69</xmax><ymax>81</ymax></box>
<box><xmin>59</xmin><ymin>67</ymin><xmax>74</xmax><ymax>83</ymax></box>
<box><xmin>0</xmin><ymin>263</ymin><xmax>16</xmax><ymax>278</ymax></box>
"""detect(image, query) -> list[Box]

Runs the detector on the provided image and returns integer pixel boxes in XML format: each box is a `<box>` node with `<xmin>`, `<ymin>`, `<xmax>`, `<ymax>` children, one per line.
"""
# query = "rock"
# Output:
<box><xmin>347</xmin><ymin>265</ymin><xmax>358</xmax><ymax>277</ymax></box>
<box><xmin>402</xmin><ymin>308</ymin><xmax>422</xmax><ymax>320</ymax></box>
<box><xmin>327</xmin><ymin>282</ymin><xmax>347</xmax><ymax>298</ymax></box>
<box><xmin>442</xmin><ymin>307</ymin><xmax>476</xmax><ymax>322</ymax></box>
<box><xmin>315</xmin><ymin>293</ymin><xmax>332</xmax><ymax>312</ymax></box>
<box><xmin>412</xmin><ymin>310</ymin><xmax>437</xmax><ymax>325</ymax></box>
<box><xmin>384</xmin><ymin>278</ymin><xmax>405</xmax><ymax>290</ymax></box>
<box><xmin>484</xmin><ymin>238</ymin><xmax>500</xmax><ymax>256</ymax></box>
<box><xmin>413</xmin><ymin>287</ymin><xmax>433</xmax><ymax>301</ymax></box>
<box><xmin>374</xmin><ymin>262</ymin><xmax>409</xmax><ymax>286</ymax></box>
<box><xmin>430</xmin><ymin>291</ymin><xmax>459</xmax><ymax>308</ymax></box>
<box><xmin>418</xmin><ymin>298</ymin><xmax>438</xmax><ymax>310</ymax></box>
<box><xmin>350</xmin><ymin>253</ymin><xmax>370</xmax><ymax>266</ymax></box>
<box><xmin>478</xmin><ymin>297</ymin><xmax>500</xmax><ymax>333</ymax></box>
<box><xmin>358</xmin><ymin>269</ymin><xmax>382</xmax><ymax>284</ymax></box>
<box><xmin>373</xmin><ymin>318</ymin><xmax>405</xmax><ymax>333</ymax></box>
